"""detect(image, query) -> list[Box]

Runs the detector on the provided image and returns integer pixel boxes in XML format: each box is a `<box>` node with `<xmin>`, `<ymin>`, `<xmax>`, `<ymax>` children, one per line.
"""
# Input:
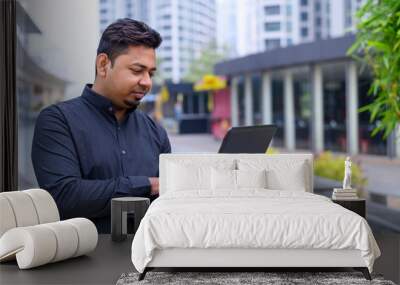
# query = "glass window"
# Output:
<box><xmin>287</xmin><ymin>21</ymin><xmax>292</xmax><ymax>32</ymax></box>
<box><xmin>264</xmin><ymin>5</ymin><xmax>280</xmax><ymax>15</ymax></box>
<box><xmin>264</xmin><ymin>22</ymin><xmax>281</xmax><ymax>32</ymax></box>
<box><xmin>315</xmin><ymin>1</ymin><xmax>321</xmax><ymax>11</ymax></box>
<box><xmin>301</xmin><ymin>27</ymin><xmax>308</xmax><ymax>37</ymax></box>
<box><xmin>286</xmin><ymin>5</ymin><xmax>292</xmax><ymax>16</ymax></box>
<box><xmin>265</xmin><ymin>39</ymin><xmax>280</xmax><ymax>50</ymax></box>
<box><xmin>301</xmin><ymin>0</ymin><xmax>308</xmax><ymax>6</ymax></box>
<box><xmin>300</xmin><ymin>12</ymin><xmax>308</xmax><ymax>21</ymax></box>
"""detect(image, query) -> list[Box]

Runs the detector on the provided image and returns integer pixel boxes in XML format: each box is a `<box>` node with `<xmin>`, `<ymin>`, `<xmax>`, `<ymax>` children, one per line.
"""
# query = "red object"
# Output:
<box><xmin>211</xmin><ymin>88</ymin><xmax>231</xmax><ymax>140</ymax></box>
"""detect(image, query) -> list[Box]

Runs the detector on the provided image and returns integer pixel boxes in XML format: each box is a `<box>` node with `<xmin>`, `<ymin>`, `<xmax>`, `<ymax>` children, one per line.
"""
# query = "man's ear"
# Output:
<box><xmin>95</xmin><ymin>53</ymin><xmax>111</xmax><ymax>78</ymax></box>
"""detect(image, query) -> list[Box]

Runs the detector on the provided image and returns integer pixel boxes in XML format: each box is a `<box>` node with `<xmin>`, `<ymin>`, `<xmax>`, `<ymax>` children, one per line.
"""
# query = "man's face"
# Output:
<box><xmin>101</xmin><ymin>45</ymin><xmax>156</xmax><ymax>110</ymax></box>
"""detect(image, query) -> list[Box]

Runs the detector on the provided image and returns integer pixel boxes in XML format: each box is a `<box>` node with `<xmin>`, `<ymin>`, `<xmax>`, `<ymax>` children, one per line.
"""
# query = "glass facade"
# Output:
<box><xmin>252</xmin><ymin>74</ymin><xmax>263</xmax><ymax>125</ymax></box>
<box><xmin>237</xmin><ymin>77</ymin><xmax>245</xmax><ymax>126</ymax></box>
<box><xmin>294</xmin><ymin>79</ymin><xmax>311</xmax><ymax>150</ymax></box>
<box><xmin>323</xmin><ymin>64</ymin><xmax>347</xmax><ymax>152</ymax></box>
<box><xmin>271</xmin><ymin>79</ymin><xmax>284</xmax><ymax>147</ymax></box>
<box><xmin>358</xmin><ymin>76</ymin><xmax>387</xmax><ymax>155</ymax></box>
<box><xmin>232</xmin><ymin>62</ymin><xmax>389</xmax><ymax>156</ymax></box>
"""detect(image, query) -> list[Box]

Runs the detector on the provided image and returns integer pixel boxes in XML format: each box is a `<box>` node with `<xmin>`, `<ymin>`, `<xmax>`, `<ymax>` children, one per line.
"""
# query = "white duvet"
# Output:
<box><xmin>131</xmin><ymin>190</ymin><xmax>380</xmax><ymax>273</ymax></box>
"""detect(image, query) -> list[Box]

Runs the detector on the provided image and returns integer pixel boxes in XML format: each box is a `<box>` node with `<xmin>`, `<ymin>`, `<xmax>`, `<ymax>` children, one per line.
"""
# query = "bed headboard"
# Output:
<box><xmin>159</xmin><ymin>153</ymin><xmax>314</xmax><ymax>195</ymax></box>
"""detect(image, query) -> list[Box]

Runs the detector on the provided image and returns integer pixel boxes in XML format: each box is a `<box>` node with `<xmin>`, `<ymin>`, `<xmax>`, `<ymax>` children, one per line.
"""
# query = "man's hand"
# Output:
<box><xmin>148</xmin><ymin>177</ymin><xmax>159</xmax><ymax>195</ymax></box>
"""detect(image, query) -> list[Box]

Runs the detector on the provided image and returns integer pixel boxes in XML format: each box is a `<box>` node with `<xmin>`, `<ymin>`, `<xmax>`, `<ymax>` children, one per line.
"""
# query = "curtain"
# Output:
<box><xmin>0</xmin><ymin>0</ymin><xmax>17</xmax><ymax>192</ymax></box>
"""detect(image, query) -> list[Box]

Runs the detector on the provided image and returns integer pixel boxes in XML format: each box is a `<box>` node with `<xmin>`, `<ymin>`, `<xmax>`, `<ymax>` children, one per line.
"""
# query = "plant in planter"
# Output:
<box><xmin>314</xmin><ymin>152</ymin><xmax>368</xmax><ymax>197</ymax></box>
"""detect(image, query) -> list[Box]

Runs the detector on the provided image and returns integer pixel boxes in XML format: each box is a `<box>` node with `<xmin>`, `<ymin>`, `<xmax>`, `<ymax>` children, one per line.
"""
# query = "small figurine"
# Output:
<box><xmin>342</xmin><ymin>156</ymin><xmax>352</xmax><ymax>190</ymax></box>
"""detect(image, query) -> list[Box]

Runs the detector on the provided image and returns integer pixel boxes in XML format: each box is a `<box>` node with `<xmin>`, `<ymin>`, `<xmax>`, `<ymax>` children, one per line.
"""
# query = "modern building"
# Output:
<box><xmin>216</xmin><ymin>0</ymin><xmax>239</xmax><ymax>58</ymax></box>
<box><xmin>99</xmin><ymin>0</ymin><xmax>149</xmax><ymax>33</ymax></box>
<box><xmin>214</xmin><ymin>35</ymin><xmax>400</xmax><ymax>158</ymax></box>
<box><xmin>221</xmin><ymin>0</ymin><xmax>367</xmax><ymax>55</ymax></box>
<box><xmin>259</xmin><ymin>0</ymin><xmax>367</xmax><ymax>51</ymax></box>
<box><xmin>99</xmin><ymin>0</ymin><xmax>217</xmax><ymax>83</ymax></box>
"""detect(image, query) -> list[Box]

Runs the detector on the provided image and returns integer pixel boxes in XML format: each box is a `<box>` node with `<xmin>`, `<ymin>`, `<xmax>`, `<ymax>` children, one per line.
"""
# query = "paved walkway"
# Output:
<box><xmin>168</xmin><ymin>133</ymin><xmax>400</xmax><ymax>198</ymax></box>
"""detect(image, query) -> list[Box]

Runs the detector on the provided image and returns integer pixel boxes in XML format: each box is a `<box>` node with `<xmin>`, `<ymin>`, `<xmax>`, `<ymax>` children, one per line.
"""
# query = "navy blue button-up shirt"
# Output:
<box><xmin>32</xmin><ymin>84</ymin><xmax>171</xmax><ymax>232</ymax></box>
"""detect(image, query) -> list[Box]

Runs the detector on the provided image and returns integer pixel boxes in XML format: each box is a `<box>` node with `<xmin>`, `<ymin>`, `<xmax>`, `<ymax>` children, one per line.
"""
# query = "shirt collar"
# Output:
<box><xmin>82</xmin><ymin>84</ymin><xmax>138</xmax><ymax>117</ymax></box>
<box><xmin>82</xmin><ymin>84</ymin><xmax>114</xmax><ymax>114</ymax></box>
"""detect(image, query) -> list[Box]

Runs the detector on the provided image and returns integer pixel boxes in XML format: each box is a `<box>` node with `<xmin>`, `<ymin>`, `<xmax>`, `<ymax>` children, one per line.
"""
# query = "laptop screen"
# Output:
<box><xmin>218</xmin><ymin>125</ymin><xmax>277</xmax><ymax>153</ymax></box>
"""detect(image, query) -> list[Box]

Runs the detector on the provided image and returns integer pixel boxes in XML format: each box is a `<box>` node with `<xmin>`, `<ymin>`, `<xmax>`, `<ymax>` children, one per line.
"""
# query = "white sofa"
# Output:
<box><xmin>0</xmin><ymin>189</ymin><xmax>98</xmax><ymax>269</ymax></box>
<box><xmin>131</xmin><ymin>153</ymin><xmax>380</xmax><ymax>281</ymax></box>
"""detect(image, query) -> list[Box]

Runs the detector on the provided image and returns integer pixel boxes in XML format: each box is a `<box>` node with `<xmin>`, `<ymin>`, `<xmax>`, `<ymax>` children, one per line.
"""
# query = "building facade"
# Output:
<box><xmin>216</xmin><ymin>0</ymin><xmax>366</xmax><ymax>58</ymax></box>
<box><xmin>251</xmin><ymin>0</ymin><xmax>366</xmax><ymax>52</ymax></box>
<box><xmin>214</xmin><ymin>35</ymin><xmax>400</xmax><ymax>158</ymax></box>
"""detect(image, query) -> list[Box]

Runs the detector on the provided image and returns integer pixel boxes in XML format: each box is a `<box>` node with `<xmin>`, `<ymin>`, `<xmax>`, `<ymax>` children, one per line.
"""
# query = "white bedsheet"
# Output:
<box><xmin>131</xmin><ymin>190</ymin><xmax>380</xmax><ymax>273</ymax></box>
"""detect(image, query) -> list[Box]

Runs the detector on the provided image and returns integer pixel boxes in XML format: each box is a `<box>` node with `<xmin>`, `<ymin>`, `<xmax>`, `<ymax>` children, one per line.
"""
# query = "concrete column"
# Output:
<box><xmin>387</xmin><ymin>124</ymin><xmax>400</xmax><ymax>158</ymax></box>
<box><xmin>345</xmin><ymin>61</ymin><xmax>359</xmax><ymax>155</ymax></box>
<box><xmin>311</xmin><ymin>64</ymin><xmax>324</xmax><ymax>153</ymax></box>
<box><xmin>262</xmin><ymin>71</ymin><xmax>272</xmax><ymax>124</ymax></box>
<box><xmin>230</xmin><ymin>77</ymin><xmax>239</xmax><ymax>127</ymax></box>
<box><xmin>283</xmin><ymin>70</ymin><xmax>295</xmax><ymax>150</ymax></box>
<box><xmin>244</xmin><ymin>74</ymin><xmax>253</xmax><ymax>126</ymax></box>
<box><xmin>396</xmin><ymin>125</ymin><xmax>400</xmax><ymax>158</ymax></box>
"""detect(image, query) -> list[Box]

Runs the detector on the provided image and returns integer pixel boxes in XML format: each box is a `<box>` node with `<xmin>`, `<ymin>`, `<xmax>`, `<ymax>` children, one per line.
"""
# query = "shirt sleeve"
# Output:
<box><xmin>159</xmin><ymin>125</ymin><xmax>172</xmax><ymax>154</ymax></box>
<box><xmin>31</xmin><ymin>105</ymin><xmax>151</xmax><ymax>219</ymax></box>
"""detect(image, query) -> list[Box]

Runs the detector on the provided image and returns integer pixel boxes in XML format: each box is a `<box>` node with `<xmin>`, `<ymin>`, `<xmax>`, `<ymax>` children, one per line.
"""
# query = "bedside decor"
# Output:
<box><xmin>332</xmin><ymin>199</ymin><xmax>366</xmax><ymax>218</ymax></box>
<box><xmin>343</xmin><ymin>156</ymin><xmax>352</xmax><ymax>190</ymax></box>
<box><xmin>332</xmin><ymin>157</ymin><xmax>359</xmax><ymax>200</ymax></box>
<box><xmin>111</xmin><ymin>197</ymin><xmax>150</xmax><ymax>242</ymax></box>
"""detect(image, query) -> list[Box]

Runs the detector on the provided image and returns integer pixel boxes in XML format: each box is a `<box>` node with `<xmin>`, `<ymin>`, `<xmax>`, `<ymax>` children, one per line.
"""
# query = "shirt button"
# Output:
<box><xmin>121</xmin><ymin>150</ymin><xmax>126</xmax><ymax>155</ymax></box>
<box><xmin>108</xmin><ymin>107</ymin><xmax>113</xmax><ymax>112</ymax></box>
<box><xmin>117</xmin><ymin>127</ymin><xmax>121</xmax><ymax>130</ymax></box>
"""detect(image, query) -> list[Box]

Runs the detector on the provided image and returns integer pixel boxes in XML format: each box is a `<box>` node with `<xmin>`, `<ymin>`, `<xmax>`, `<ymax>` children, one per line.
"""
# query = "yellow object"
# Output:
<box><xmin>154</xmin><ymin>93</ymin><xmax>163</xmax><ymax>122</ymax></box>
<box><xmin>160</xmin><ymin>86</ymin><xmax>169</xmax><ymax>102</ymax></box>
<box><xmin>207</xmin><ymin>92</ymin><xmax>213</xmax><ymax>111</ymax></box>
<box><xmin>266</xmin><ymin>147</ymin><xmax>279</xmax><ymax>154</ymax></box>
<box><xmin>194</xmin><ymin>74</ymin><xmax>227</xmax><ymax>91</ymax></box>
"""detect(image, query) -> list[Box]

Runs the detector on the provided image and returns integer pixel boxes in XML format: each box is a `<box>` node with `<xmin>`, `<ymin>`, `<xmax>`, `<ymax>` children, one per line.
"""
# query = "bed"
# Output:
<box><xmin>131</xmin><ymin>154</ymin><xmax>380</xmax><ymax>280</ymax></box>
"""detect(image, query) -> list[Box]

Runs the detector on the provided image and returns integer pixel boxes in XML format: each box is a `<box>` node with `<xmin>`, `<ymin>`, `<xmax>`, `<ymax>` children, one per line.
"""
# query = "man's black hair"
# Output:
<box><xmin>96</xmin><ymin>18</ymin><xmax>162</xmax><ymax>67</ymax></box>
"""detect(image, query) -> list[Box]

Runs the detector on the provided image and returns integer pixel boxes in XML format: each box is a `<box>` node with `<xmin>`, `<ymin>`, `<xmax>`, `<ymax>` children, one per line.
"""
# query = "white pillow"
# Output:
<box><xmin>211</xmin><ymin>168</ymin><xmax>267</xmax><ymax>190</ymax></box>
<box><xmin>238</xmin><ymin>159</ymin><xmax>308</xmax><ymax>191</ymax></box>
<box><xmin>236</xmin><ymin>169</ymin><xmax>267</xmax><ymax>189</ymax></box>
<box><xmin>211</xmin><ymin>168</ymin><xmax>236</xmax><ymax>190</ymax></box>
<box><xmin>166</xmin><ymin>159</ymin><xmax>236</xmax><ymax>192</ymax></box>
<box><xmin>167</xmin><ymin>163</ymin><xmax>210</xmax><ymax>191</ymax></box>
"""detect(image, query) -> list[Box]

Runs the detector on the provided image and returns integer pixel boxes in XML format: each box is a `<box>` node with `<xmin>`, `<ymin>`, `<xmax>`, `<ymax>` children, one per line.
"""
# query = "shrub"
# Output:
<box><xmin>314</xmin><ymin>152</ymin><xmax>368</xmax><ymax>190</ymax></box>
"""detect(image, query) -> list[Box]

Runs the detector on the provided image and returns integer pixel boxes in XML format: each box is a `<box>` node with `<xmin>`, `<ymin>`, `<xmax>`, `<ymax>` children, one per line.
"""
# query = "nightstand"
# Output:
<box><xmin>332</xmin><ymin>198</ymin><xmax>366</xmax><ymax>218</ymax></box>
<box><xmin>111</xmin><ymin>197</ymin><xmax>150</xmax><ymax>242</ymax></box>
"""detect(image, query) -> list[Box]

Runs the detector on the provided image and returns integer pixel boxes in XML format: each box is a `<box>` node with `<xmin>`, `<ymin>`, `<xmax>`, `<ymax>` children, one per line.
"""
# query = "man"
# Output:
<box><xmin>31</xmin><ymin>19</ymin><xmax>171</xmax><ymax>233</ymax></box>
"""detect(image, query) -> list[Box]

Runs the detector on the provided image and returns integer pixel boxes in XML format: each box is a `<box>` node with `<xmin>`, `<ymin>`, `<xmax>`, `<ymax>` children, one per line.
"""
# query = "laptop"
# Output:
<box><xmin>218</xmin><ymin>125</ymin><xmax>277</xmax><ymax>153</ymax></box>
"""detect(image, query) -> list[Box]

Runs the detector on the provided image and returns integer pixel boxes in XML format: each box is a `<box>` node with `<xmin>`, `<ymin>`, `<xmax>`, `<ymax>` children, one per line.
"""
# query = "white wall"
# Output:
<box><xmin>236</xmin><ymin>0</ymin><xmax>260</xmax><ymax>56</ymax></box>
<box><xmin>24</xmin><ymin>0</ymin><xmax>100</xmax><ymax>99</ymax></box>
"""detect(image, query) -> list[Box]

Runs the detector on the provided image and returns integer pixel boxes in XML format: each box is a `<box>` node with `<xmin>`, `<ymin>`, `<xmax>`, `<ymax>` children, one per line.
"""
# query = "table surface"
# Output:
<box><xmin>0</xmin><ymin>234</ymin><xmax>134</xmax><ymax>285</ymax></box>
<box><xmin>1</xmin><ymin>234</ymin><xmax>398</xmax><ymax>285</ymax></box>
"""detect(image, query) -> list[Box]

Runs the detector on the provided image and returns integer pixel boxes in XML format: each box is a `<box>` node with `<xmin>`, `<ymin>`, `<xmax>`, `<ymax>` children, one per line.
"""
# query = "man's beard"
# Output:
<box><xmin>123</xmin><ymin>98</ymin><xmax>141</xmax><ymax>110</ymax></box>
